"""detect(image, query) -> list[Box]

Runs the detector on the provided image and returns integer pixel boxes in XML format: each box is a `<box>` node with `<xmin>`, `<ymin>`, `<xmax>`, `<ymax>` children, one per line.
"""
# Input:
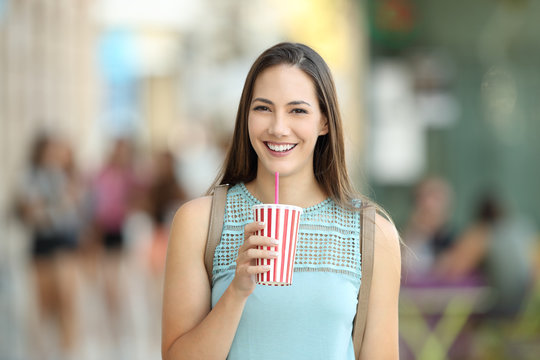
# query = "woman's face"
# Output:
<box><xmin>248</xmin><ymin>64</ymin><xmax>328</xmax><ymax>180</ymax></box>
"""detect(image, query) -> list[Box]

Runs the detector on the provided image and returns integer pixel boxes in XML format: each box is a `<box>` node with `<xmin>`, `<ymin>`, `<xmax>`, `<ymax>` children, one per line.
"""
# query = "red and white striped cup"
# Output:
<box><xmin>253</xmin><ymin>204</ymin><xmax>303</xmax><ymax>286</ymax></box>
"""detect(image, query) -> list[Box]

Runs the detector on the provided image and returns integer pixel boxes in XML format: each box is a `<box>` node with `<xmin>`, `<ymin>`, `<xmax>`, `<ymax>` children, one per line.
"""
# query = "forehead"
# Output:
<box><xmin>252</xmin><ymin>65</ymin><xmax>317</xmax><ymax>101</ymax></box>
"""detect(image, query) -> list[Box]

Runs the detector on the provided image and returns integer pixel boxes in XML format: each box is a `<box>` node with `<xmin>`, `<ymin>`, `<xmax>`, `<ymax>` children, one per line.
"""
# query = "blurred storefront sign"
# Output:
<box><xmin>369</xmin><ymin>60</ymin><xmax>426</xmax><ymax>185</ymax></box>
<box><xmin>98</xmin><ymin>29</ymin><xmax>142</xmax><ymax>138</ymax></box>
<box><xmin>367</xmin><ymin>0</ymin><xmax>418</xmax><ymax>50</ymax></box>
<box><xmin>368</xmin><ymin>52</ymin><xmax>459</xmax><ymax>186</ymax></box>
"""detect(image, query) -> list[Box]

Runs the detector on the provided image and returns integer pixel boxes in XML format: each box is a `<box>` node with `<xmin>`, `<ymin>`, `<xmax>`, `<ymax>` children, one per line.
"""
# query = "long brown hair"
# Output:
<box><xmin>210</xmin><ymin>42</ymin><xmax>358</xmax><ymax>208</ymax></box>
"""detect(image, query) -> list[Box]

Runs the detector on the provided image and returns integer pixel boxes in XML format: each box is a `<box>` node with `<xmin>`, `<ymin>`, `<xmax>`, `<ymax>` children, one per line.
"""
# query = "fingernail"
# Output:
<box><xmin>270</xmin><ymin>251</ymin><xmax>279</xmax><ymax>257</ymax></box>
<box><xmin>263</xmin><ymin>265</ymin><xmax>271</xmax><ymax>270</ymax></box>
<box><xmin>271</xmin><ymin>239</ymin><xmax>279</xmax><ymax>244</ymax></box>
<box><xmin>258</xmin><ymin>221</ymin><xmax>265</xmax><ymax>226</ymax></box>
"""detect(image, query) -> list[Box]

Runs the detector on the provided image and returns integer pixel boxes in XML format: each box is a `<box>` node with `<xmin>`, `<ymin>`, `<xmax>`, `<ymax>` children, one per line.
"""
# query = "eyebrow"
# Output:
<box><xmin>252</xmin><ymin>97</ymin><xmax>312</xmax><ymax>107</ymax></box>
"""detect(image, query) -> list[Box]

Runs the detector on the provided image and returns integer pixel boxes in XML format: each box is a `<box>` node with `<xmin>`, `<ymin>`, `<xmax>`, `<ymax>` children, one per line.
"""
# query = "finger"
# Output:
<box><xmin>237</xmin><ymin>247</ymin><xmax>278</xmax><ymax>264</ymax></box>
<box><xmin>245</xmin><ymin>248</ymin><xmax>279</xmax><ymax>260</ymax></box>
<box><xmin>245</xmin><ymin>221</ymin><xmax>265</xmax><ymax>236</ymax></box>
<box><xmin>244</xmin><ymin>235</ymin><xmax>279</xmax><ymax>248</ymax></box>
<box><xmin>245</xmin><ymin>264</ymin><xmax>272</xmax><ymax>275</ymax></box>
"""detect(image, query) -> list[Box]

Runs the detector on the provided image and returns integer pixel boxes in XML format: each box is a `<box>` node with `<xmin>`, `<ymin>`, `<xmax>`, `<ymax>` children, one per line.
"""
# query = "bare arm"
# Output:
<box><xmin>161</xmin><ymin>197</ymin><xmax>277</xmax><ymax>359</ymax></box>
<box><xmin>360</xmin><ymin>214</ymin><xmax>402</xmax><ymax>360</ymax></box>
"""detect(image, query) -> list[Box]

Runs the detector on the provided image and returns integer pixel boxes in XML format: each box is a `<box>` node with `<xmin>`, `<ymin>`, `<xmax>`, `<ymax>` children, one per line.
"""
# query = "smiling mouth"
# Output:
<box><xmin>265</xmin><ymin>142</ymin><xmax>297</xmax><ymax>152</ymax></box>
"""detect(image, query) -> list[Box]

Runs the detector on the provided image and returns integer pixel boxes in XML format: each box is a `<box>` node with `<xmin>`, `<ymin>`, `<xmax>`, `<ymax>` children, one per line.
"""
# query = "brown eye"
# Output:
<box><xmin>254</xmin><ymin>105</ymin><xmax>270</xmax><ymax>112</ymax></box>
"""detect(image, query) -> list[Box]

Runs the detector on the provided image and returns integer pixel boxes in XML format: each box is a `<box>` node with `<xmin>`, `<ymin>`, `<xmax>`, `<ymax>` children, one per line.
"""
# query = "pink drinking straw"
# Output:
<box><xmin>274</xmin><ymin>172</ymin><xmax>279</xmax><ymax>204</ymax></box>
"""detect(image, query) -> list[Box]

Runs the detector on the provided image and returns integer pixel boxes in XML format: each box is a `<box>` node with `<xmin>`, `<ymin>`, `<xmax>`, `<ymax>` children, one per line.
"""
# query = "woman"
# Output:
<box><xmin>162</xmin><ymin>42</ymin><xmax>401</xmax><ymax>359</ymax></box>
<box><xmin>16</xmin><ymin>133</ymin><xmax>83</xmax><ymax>357</ymax></box>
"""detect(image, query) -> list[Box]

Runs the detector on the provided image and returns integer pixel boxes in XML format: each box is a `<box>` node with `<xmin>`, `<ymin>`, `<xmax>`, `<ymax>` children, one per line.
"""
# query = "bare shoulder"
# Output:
<box><xmin>374</xmin><ymin>213</ymin><xmax>401</xmax><ymax>271</ymax></box>
<box><xmin>172</xmin><ymin>196</ymin><xmax>213</xmax><ymax>229</ymax></box>
<box><xmin>374</xmin><ymin>213</ymin><xmax>399</xmax><ymax>245</ymax></box>
<box><xmin>169</xmin><ymin>196</ymin><xmax>213</xmax><ymax>252</ymax></box>
<box><xmin>174</xmin><ymin>195</ymin><xmax>213</xmax><ymax>220</ymax></box>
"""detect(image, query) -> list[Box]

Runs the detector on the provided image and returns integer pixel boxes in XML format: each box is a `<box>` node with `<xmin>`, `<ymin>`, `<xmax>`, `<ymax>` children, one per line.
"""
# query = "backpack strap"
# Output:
<box><xmin>204</xmin><ymin>184</ymin><xmax>229</xmax><ymax>286</ymax></box>
<box><xmin>353</xmin><ymin>204</ymin><xmax>376</xmax><ymax>359</ymax></box>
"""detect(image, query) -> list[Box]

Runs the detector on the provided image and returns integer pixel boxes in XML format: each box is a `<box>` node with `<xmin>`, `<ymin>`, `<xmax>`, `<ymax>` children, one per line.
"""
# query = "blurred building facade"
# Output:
<box><xmin>0</xmin><ymin>0</ymin><xmax>98</xmax><ymax>221</ymax></box>
<box><xmin>0</xmin><ymin>1</ymin><xmax>366</xmax><ymax>359</ymax></box>
<box><xmin>365</xmin><ymin>0</ymin><xmax>540</xmax><ymax>232</ymax></box>
<box><xmin>0</xmin><ymin>2</ymin><xmax>99</xmax><ymax>358</ymax></box>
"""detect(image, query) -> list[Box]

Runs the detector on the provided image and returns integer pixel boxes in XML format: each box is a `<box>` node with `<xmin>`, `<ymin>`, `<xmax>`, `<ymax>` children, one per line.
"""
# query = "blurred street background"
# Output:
<box><xmin>1</xmin><ymin>0</ymin><xmax>539</xmax><ymax>359</ymax></box>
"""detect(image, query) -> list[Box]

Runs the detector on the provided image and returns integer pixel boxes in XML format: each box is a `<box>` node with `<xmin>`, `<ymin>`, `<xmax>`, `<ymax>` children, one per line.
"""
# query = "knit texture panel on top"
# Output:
<box><xmin>212</xmin><ymin>182</ymin><xmax>362</xmax><ymax>287</ymax></box>
<box><xmin>211</xmin><ymin>183</ymin><xmax>363</xmax><ymax>360</ymax></box>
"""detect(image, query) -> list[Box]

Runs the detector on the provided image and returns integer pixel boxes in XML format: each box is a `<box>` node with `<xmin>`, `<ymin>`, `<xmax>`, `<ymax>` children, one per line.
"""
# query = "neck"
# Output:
<box><xmin>246</xmin><ymin>171</ymin><xmax>327</xmax><ymax>208</ymax></box>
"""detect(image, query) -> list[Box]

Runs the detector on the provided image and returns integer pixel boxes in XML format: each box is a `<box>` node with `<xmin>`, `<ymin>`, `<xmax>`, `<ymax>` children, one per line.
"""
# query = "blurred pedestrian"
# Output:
<box><xmin>15</xmin><ymin>132</ymin><xmax>84</xmax><ymax>358</ymax></box>
<box><xmin>87</xmin><ymin>137</ymin><xmax>144</xmax><ymax>341</ymax></box>
<box><xmin>402</xmin><ymin>176</ymin><xmax>456</xmax><ymax>281</ymax></box>
<box><xmin>436</xmin><ymin>194</ymin><xmax>536</xmax><ymax>316</ymax></box>
<box><xmin>146</xmin><ymin>150</ymin><xmax>187</xmax><ymax>275</ymax></box>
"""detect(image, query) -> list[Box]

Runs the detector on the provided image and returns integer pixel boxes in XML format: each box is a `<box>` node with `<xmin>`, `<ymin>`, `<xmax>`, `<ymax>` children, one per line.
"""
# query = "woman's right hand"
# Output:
<box><xmin>230</xmin><ymin>221</ymin><xmax>279</xmax><ymax>298</ymax></box>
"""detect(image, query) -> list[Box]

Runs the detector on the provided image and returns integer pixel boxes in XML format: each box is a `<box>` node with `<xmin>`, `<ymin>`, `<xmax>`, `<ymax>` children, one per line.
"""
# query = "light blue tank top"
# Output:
<box><xmin>212</xmin><ymin>183</ymin><xmax>362</xmax><ymax>360</ymax></box>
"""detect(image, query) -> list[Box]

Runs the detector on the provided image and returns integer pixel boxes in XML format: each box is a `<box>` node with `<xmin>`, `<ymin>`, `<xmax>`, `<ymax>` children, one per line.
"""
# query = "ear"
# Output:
<box><xmin>319</xmin><ymin>116</ymin><xmax>329</xmax><ymax>136</ymax></box>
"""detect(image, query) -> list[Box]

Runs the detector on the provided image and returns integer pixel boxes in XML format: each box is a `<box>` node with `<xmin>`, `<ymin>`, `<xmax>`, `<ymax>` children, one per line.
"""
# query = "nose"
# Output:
<box><xmin>268</xmin><ymin>111</ymin><xmax>291</xmax><ymax>137</ymax></box>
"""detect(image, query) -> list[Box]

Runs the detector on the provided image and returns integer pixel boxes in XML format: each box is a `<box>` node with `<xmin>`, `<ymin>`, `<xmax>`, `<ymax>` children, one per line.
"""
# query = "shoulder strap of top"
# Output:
<box><xmin>353</xmin><ymin>203</ymin><xmax>376</xmax><ymax>359</ymax></box>
<box><xmin>204</xmin><ymin>184</ymin><xmax>229</xmax><ymax>286</ymax></box>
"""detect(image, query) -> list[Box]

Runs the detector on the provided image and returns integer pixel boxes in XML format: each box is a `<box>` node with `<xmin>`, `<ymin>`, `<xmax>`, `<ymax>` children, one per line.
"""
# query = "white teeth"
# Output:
<box><xmin>267</xmin><ymin>143</ymin><xmax>295</xmax><ymax>152</ymax></box>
